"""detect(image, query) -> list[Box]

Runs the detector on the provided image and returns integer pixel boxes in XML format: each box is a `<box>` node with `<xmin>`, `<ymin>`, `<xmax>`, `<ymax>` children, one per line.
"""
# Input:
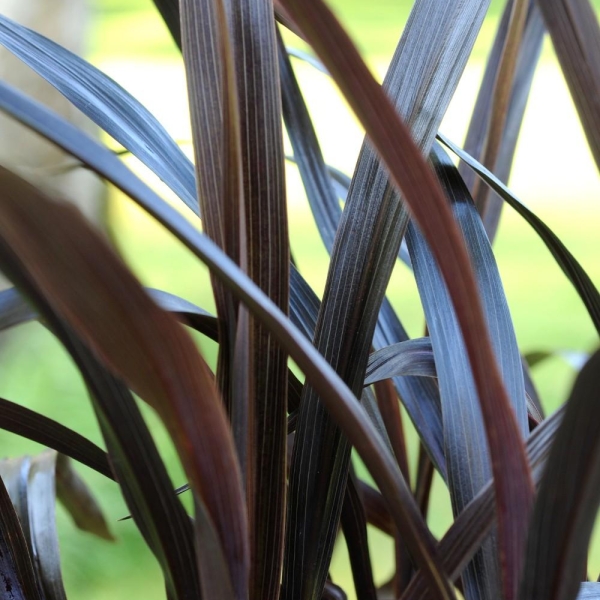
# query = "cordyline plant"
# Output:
<box><xmin>0</xmin><ymin>0</ymin><xmax>597</xmax><ymax>599</ymax></box>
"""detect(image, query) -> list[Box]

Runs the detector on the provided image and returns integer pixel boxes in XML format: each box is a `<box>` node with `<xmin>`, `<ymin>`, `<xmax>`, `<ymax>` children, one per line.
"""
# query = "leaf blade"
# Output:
<box><xmin>278</xmin><ymin>2</ymin><xmax>534</xmax><ymax>598</ymax></box>
<box><xmin>519</xmin><ymin>350</ymin><xmax>600</xmax><ymax>600</ymax></box>
<box><xmin>0</xmin><ymin>14</ymin><xmax>197</xmax><ymax>213</ymax></box>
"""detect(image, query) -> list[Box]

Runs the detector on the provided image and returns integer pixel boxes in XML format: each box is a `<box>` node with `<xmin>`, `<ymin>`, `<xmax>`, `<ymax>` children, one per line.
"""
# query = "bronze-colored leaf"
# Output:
<box><xmin>0</xmin><ymin>167</ymin><xmax>248</xmax><ymax>600</ymax></box>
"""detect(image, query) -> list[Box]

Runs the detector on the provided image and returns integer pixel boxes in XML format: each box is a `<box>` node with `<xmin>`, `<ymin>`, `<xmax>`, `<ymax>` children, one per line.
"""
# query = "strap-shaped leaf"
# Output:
<box><xmin>0</xmin><ymin>14</ymin><xmax>197</xmax><ymax>213</ymax></box>
<box><xmin>180</xmin><ymin>0</ymin><xmax>244</xmax><ymax>431</ymax></box>
<box><xmin>468</xmin><ymin>0</ymin><xmax>528</xmax><ymax>225</ymax></box>
<box><xmin>151</xmin><ymin>0</ymin><xmax>182</xmax><ymax>49</ymax></box>
<box><xmin>459</xmin><ymin>0</ymin><xmax>513</xmax><ymax>195</ymax></box>
<box><xmin>0</xmin><ymin>471</ymin><xmax>44</xmax><ymax>600</ymax></box>
<box><xmin>226</xmin><ymin>4</ymin><xmax>290</xmax><ymax>597</ymax></box>
<box><xmin>460</xmin><ymin>1</ymin><xmax>544</xmax><ymax>240</ymax></box>
<box><xmin>519</xmin><ymin>350</ymin><xmax>600</xmax><ymax>600</ymax></box>
<box><xmin>537</xmin><ymin>0</ymin><xmax>600</xmax><ymax>170</ymax></box>
<box><xmin>403</xmin><ymin>405</ymin><xmax>565</xmax><ymax>600</ymax></box>
<box><xmin>0</xmin><ymin>84</ymin><xmax>454</xmax><ymax>598</ymax></box>
<box><xmin>283</xmin><ymin>0</ymin><xmax>492</xmax><ymax>596</ymax></box>
<box><xmin>0</xmin><ymin>396</ymin><xmax>111</xmax><ymax>479</ymax></box>
<box><xmin>439</xmin><ymin>133</ymin><xmax>600</xmax><ymax>335</ymax></box>
<box><xmin>279</xmin><ymin>2</ymin><xmax>534</xmax><ymax>599</ymax></box>
<box><xmin>0</xmin><ymin>279</ymin><xmax>201</xmax><ymax>600</ymax></box>
<box><xmin>364</xmin><ymin>338</ymin><xmax>436</xmax><ymax>385</ymax></box>
<box><xmin>405</xmin><ymin>144</ymin><xmax>528</xmax><ymax>598</ymax></box>
<box><xmin>0</xmin><ymin>450</ymin><xmax>112</xmax><ymax>600</ymax></box>
<box><xmin>0</xmin><ymin>167</ymin><xmax>248</xmax><ymax>600</ymax></box>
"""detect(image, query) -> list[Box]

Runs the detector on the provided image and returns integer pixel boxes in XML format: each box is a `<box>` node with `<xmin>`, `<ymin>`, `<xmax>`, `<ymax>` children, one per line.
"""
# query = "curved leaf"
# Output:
<box><xmin>538</xmin><ymin>0</ymin><xmax>600</xmax><ymax>170</ymax></box>
<box><xmin>0</xmin><ymin>396</ymin><xmax>111</xmax><ymax>479</ymax></box>
<box><xmin>364</xmin><ymin>338</ymin><xmax>436</xmax><ymax>385</ymax></box>
<box><xmin>519</xmin><ymin>350</ymin><xmax>600</xmax><ymax>600</ymax></box>
<box><xmin>0</xmin><ymin>14</ymin><xmax>197</xmax><ymax>213</ymax></box>
<box><xmin>0</xmin><ymin>471</ymin><xmax>44</xmax><ymax>600</ymax></box>
<box><xmin>26</xmin><ymin>451</ymin><xmax>68</xmax><ymax>600</ymax></box>
<box><xmin>282</xmin><ymin>0</ymin><xmax>498</xmax><ymax>597</ymax></box>
<box><xmin>403</xmin><ymin>405</ymin><xmax>565</xmax><ymax>600</ymax></box>
<box><xmin>145</xmin><ymin>288</ymin><xmax>218</xmax><ymax>340</ymax></box>
<box><xmin>405</xmin><ymin>144</ymin><xmax>528</xmax><ymax>598</ymax></box>
<box><xmin>0</xmin><ymin>167</ymin><xmax>248</xmax><ymax>600</ymax></box>
<box><xmin>439</xmin><ymin>133</ymin><xmax>600</xmax><ymax>336</ymax></box>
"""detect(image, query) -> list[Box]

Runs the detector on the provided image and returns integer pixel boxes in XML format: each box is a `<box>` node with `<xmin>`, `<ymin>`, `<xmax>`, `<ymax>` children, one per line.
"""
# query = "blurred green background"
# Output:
<box><xmin>0</xmin><ymin>0</ymin><xmax>599</xmax><ymax>598</ymax></box>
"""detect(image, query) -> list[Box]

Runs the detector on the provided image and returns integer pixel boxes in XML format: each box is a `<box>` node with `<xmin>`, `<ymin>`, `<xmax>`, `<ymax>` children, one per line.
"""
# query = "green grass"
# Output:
<box><xmin>2</xmin><ymin>0</ymin><xmax>600</xmax><ymax>598</ymax></box>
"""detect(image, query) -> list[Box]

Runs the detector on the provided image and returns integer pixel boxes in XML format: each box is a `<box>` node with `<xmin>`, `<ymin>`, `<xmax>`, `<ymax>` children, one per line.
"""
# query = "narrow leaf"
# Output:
<box><xmin>278</xmin><ymin>3</ymin><xmax>534</xmax><ymax>599</ymax></box>
<box><xmin>0</xmin><ymin>396</ymin><xmax>112</xmax><ymax>479</ymax></box>
<box><xmin>226</xmin><ymin>4</ymin><xmax>290</xmax><ymax>597</ymax></box>
<box><xmin>469</xmin><ymin>0</ymin><xmax>529</xmax><ymax>225</ymax></box>
<box><xmin>406</xmin><ymin>144</ymin><xmax>528</xmax><ymax>598</ymax></box>
<box><xmin>460</xmin><ymin>1</ymin><xmax>544</xmax><ymax>240</ymax></box>
<box><xmin>364</xmin><ymin>338</ymin><xmax>436</xmax><ymax>385</ymax></box>
<box><xmin>0</xmin><ymin>14</ymin><xmax>197</xmax><ymax>213</ymax></box>
<box><xmin>538</xmin><ymin>0</ymin><xmax>600</xmax><ymax>170</ymax></box>
<box><xmin>439</xmin><ymin>133</ymin><xmax>600</xmax><ymax>335</ymax></box>
<box><xmin>402</xmin><ymin>405</ymin><xmax>565</xmax><ymax>600</ymax></box>
<box><xmin>0</xmin><ymin>473</ymin><xmax>44</xmax><ymax>600</ymax></box>
<box><xmin>519</xmin><ymin>350</ymin><xmax>600</xmax><ymax>600</ymax></box>
<box><xmin>0</xmin><ymin>168</ymin><xmax>248</xmax><ymax>600</ymax></box>
<box><xmin>283</xmin><ymin>0</ymin><xmax>495</xmax><ymax>597</ymax></box>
